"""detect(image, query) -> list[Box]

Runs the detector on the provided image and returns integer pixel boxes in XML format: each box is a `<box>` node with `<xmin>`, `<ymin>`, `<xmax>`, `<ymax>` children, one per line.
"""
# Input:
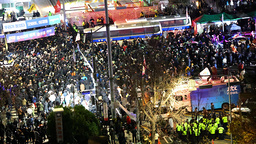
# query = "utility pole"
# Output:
<box><xmin>228</xmin><ymin>72</ymin><xmax>232</xmax><ymax>144</ymax></box>
<box><xmin>62</xmin><ymin>0</ymin><xmax>67</xmax><ymax>31</ymax></box>
<box><xmin>93</xmin><ymin>56</ymin><xmax>98</xmax><ymax>110</ymax></box>
<box><xmin>104</xmin><ymin>0</ymin><xmax>115</xmax><ymax>119</ymax></box>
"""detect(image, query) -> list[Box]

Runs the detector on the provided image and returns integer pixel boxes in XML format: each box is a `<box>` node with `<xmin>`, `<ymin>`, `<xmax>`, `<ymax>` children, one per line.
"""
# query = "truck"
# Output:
<box><xmin>173</xmin><ymin>78</ymin><xmax>240</xmax><ymax>112</ymax></box>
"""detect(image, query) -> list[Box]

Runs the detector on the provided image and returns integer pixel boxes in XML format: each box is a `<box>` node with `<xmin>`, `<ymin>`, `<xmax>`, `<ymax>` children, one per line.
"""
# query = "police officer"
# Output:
<box><xmin>176</xmin><ymin>123</ymin><xmax>182</xmax><ymax>139</ymax></box>
<box><xmin>218</xmin><ymin>125</ymin><xmax>225</xmax><ymax>140</ymax></box>
<box><xmin>222</xmin><ymin>115</ymin><xmax>228</xmax><ymax>130</ymax></box>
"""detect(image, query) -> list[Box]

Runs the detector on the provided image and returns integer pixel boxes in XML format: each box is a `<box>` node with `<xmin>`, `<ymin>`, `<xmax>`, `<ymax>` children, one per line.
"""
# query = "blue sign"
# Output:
<box><xmin>162</xmin><ymin>26</ymin><xmax>191</xmax><ymax>31</ymax></box>
<box><xmin>48</xmin><ymin>15</ymin><xmax>61</xmax><ymax>25</ymax></box>
<box><xmin>26</xmin><ymin>17</ymin><xmax>49</xmax><ymax>29</ymax></box>
<box><xmin>3</xmin><ymin>15</ymin><xmax>61</xmax><ymax>33</ymax></box>
<box><xmin>0</xmin><ymin>34</ymin><xmax>5</xmax><ymax>39</ymax></box>
<box><xmin>6</xmin><ymin>26</ymin><xmax>55</xmax><ymax>43</ymax></box>
<box><xmin>3</xmin><ymin>21</ymin><xmax>27</xmax><ymax>32</ymax></box>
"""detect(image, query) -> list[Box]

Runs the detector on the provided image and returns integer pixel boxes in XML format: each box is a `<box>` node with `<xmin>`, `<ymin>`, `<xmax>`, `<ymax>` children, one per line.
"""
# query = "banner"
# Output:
<box><xmin>6</xmin><ymin>27</ymin><xmax>55</xmax><ymax>43</ymax></box>
<box><xmin>48</xmin><ymin>15</ymin><xmax>61</xmax><ymax>25</ymax></box>
<box><xmin>0</xmin><ymin>34</ymin><xmax>5</xmax><ymax>39</ymax></box>
<box><xmin>3</xmin><ymin>15</ymin><xmax>61</xmax><ymax>33</ymax></box>
<box><xmin>3</xmin><ymin>21</ymin><xmax>27</xmax><ymax>33</ymax></box>
<box><xmin>26</xmin><ymin>17</ymin><xmax>49</xmax><ymax>29</ymax></box>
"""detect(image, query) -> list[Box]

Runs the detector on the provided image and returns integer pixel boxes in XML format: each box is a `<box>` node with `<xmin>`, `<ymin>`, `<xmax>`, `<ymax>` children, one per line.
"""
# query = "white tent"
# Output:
<box><xmin>230</xmin><ymin>24</ymin><xmax>241</xmax><ymax>31</ymax></box>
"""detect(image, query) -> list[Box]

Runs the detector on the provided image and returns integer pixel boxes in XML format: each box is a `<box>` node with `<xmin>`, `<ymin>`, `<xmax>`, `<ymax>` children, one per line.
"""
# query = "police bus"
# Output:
<box><xmin>83</xmin><ymin>21</ymin><xmax>162</xmax><ymax>42</ymax></box>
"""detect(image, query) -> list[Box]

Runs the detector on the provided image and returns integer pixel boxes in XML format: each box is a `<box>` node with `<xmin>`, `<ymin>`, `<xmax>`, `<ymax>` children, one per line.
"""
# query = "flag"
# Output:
<box><xmin>28</xmin><ymin>4</ymin><xmax>36</xmax><ymax>13</ymax></box>
<box><xmin>54</xmin><ymin>0</ymin><xmax>61</xmax><ymax>13</ymax></box>
<box><xmin>186</xmin><ymin>7</ymin><xmax>188</xmax><ymax>24</ymax></box>
<box><xmin>75</xmin><ymin>33</ymin><xmax>80</xmax><ymax>42</ymax></box>
<box><xmin>142</xmin><ymin>55</ymin><xmax>146</xmax><ymax>76</ymax></box>
<box><xmin>77</xmin><ymin>43</ymin><xmax>80</xmax><ymax>51</ymax></box>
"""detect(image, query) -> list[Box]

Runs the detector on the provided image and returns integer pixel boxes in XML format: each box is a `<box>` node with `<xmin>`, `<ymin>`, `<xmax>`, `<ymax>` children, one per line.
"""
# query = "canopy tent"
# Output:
<box><xmin>247</xmin><ymin>11</ymin><xmax>256</xmax><ymax>18</ymax></box>
<box><xmin>230</xmin><ymin>23</ymin><xmax>241</xmax><ymax>31</ymax></box>
<box><xmin>195</xmin><ymin>12</ymin><xmax>236</xmax><ymax>24</ymax></box>
<box><xmin>193</xmin><ymin>13</ymin><xmax>238</xmax><ymax>34</ymax></box>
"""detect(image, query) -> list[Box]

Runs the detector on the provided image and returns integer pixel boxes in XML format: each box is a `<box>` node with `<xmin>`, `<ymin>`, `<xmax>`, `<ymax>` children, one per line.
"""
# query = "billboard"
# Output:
<box><xmin>3</xmin><ymin>15</ymin><xmax>60</xmax><ymax>32</ymax></box>
<box><xmin>6</xmin><ymin>26</ymin><xmax>55</xmax><ymax>43</ymax></box>
<box><xmin>190</xmin><ymin>84</ymin><xmax>240</xmax><ymax>111</ymax></box>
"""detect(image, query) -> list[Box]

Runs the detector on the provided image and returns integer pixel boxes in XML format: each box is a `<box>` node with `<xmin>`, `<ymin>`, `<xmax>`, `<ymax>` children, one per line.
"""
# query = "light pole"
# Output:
<box><xmin>62</xmin><ymin>0</ymin><xmax>67</xmax><ymax>31</ymax></box>
<box><xmin>104</xmin><ymin>0</ymin><xmax>115</xmax><ymax>119</ymax></box>
<box><xmin>136</xmin><ymin>87</ymin><xmax>141</xmax><ymax>142</ymax></box>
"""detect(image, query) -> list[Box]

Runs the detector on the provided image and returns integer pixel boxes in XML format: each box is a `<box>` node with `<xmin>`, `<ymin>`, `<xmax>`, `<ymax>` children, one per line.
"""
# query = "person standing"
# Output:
<box><xmin>0</xmin><ymin>120</ymin><xmax>4</xmax><ymax>143</ymax></box>
<box><xmin>18</xmin><ymin>106</ymin><xmax>23</xmax><ymax>120</ymax></box>
<box><xmin>211</xmin><ymin>102</ymin><xmax>215</xmax><ymax>117</ymax></box>
<box><xmin>44</xmin><ymin>100</ymin><xmax>49</xmax><ymax>114</ymax></box>
<box><xmin>38</xmin><ymin>101</ymin><xmax>44</xmax><ymax>117</ymax></box>
<box><xmin>82</xmin><ymin>20</ymin><xmax>86</xmax><ymax>29</ymax></box>
<box><xmin>48</xmin><ymin>11</ymin><xmax>52</xmax><ymax>16</ymax></box>
<box><xmin>110</xmin><ymin>128</ymin><xmax>115</xmax><ymax>144</ymax></box>
<box><xmin>90</xmin><ymin>17</ymin><xmax>95</xmax><ymax>27</ymax></box>
<box><xmin>6</xmin><ymin>109</ymin><xmax>11</xmax><ymax>121</ymax></box>
<box><xmin>131</xmin><ymin>126</ymin><xmax>137</xmax><ymax>143</ymax></box>
<box><xmin>101</xmin><ymin>16</ymin><xmax>104</xmax><ymax>25</ymax></box>
<box><xmin>218</xmin><ymin>125</ymin><xmax>225</xmax><ymax>140</ymax></box>
<box><xmin>22</xmin><ymin>98</ymin><xmax>27</xmax><ymax>108</ymax></box>
<box><xmin>32</xmin><ymin>96</ymin><xmax>37</xmax><ymax>106</ymax></box>
<box><xmin>194</xmin><ymin>107</ymin><xmax>198</xmax><ymax>120</ymax></box>
<box><xmin>176</xmin><ymin>123</ymin><xmax>182</xmax><ymax>139</ymax></box>
<box><xmin>2</xmin><ymin>10</ymin><xmax>5</xmax><ymax>21</ymax></box>
<box><xmin>222</xmin><ymin>115</ymin><xmax>228</xmax><ymax>130</ymax></box>
<box><xmin>36</xmin><ymin>10</ymin><xmax>40</xmax><ymax>17</ymax></box>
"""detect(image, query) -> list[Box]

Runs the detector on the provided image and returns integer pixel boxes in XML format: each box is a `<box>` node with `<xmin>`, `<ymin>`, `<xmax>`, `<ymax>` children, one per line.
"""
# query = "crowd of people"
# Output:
<box><xmin>0</xmin><ymin>6</ymin><xmax>255</xmax><ymax>142</ymax></box>
<box><xmin>0</xmin><ymin>25</ymin><xmax>102</xmax><ymax>143</ymax></box>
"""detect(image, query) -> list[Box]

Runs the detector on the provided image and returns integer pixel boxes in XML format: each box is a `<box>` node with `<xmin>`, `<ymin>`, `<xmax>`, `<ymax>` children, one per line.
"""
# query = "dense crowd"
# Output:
<box><xmin>0</xmin><ymin>13</ymin><xmax>254</xmax><ymax>142</ymax></box>
<box><xmin>0</xmin><ymin>25</ymin><xmax>100</xmax><ymax>143</ymax></box>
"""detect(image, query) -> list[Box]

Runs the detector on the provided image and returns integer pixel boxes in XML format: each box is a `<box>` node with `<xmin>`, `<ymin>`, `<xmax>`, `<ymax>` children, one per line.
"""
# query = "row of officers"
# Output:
<box><xmin>176</xmin><ymin>115</ymin><xmax>229</xmax><ymax>143</ymax></box>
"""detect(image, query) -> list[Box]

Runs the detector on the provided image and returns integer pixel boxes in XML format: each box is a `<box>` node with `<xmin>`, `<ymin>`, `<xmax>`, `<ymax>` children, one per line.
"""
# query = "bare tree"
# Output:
<box><xmin>140</xmin><ymin>75</ymin><xmax>189</xmax><ymax>144</ymax></box>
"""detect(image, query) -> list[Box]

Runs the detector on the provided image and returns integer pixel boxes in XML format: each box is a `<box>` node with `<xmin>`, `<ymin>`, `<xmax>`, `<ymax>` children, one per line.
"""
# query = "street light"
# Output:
<box><xmin>136</xmin><ymin>87</ymin><xmax>142</xmax><ymax>142</ymax></box>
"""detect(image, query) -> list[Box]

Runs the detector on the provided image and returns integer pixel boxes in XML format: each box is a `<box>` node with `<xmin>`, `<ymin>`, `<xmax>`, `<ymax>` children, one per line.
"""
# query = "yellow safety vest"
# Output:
<box><xmin>222</xmin><ymin>116</ymin><xmax>228</xmax><ymax>123</ymax></box>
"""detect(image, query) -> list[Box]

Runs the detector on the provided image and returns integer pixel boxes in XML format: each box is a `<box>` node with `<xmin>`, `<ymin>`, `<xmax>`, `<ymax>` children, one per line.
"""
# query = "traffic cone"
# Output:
<box><xmin>158</xmin><ymin>138</ymin><xmax>161</xmax><ymax>144</ymax></box>
<box><xmin>212</xmin><ymin>139</ymin><xmax>214</xmax><ymax>144</ymax></box>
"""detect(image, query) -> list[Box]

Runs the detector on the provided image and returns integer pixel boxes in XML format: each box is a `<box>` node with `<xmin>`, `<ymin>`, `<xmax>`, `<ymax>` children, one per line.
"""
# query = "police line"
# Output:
<box><xmin>6</xmin><ymin>26</ymin><xmax>55</xmax><ymax>43</ymax></box>
<box><xmin>3</xmin><ymin>15</ymin><xmax>60</xmax><ymax>33</ymax></box>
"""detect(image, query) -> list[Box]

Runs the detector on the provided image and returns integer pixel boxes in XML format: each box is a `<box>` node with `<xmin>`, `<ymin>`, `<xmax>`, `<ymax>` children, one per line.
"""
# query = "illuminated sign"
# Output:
<box><xmin>3</xmin><ymin>15</ymin><xmax>60</xmax><ymax>32</ymax></box>
<box><xmin>6</xmin><ymin>27</ymin><xmax>55</xmax><ymax>43</ymax></box>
